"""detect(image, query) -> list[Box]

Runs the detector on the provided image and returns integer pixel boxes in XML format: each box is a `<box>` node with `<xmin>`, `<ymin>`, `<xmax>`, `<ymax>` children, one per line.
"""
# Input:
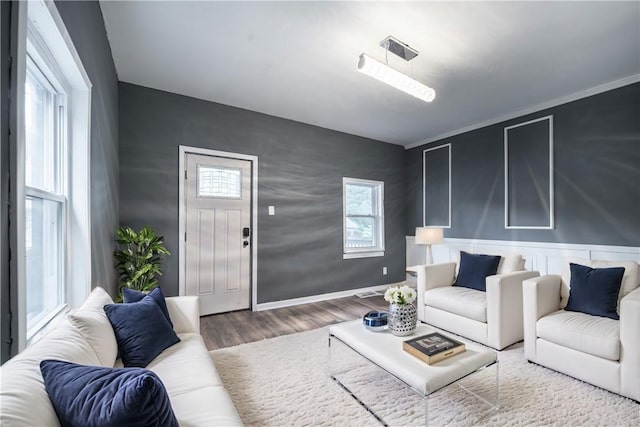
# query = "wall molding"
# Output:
<box><xmin>422</xmin><ymin>143</ymin><xmax>451</xmax><ymax>228</ymax></box>
<box><xmin>404</xmin><ymin>74</ymin><xmax>640</xmax><ymax>150</ymax></box>
<box><xmin>406</xmin><ymin>236</ymin><xmax>640</xmax><ymax>276</ymax></box>
<box><xmin>504</xmin><ymin>115</ymin><xmax>554</xmax><ymax>229</ymax></box>
<box><xmin>255</xmin><ymin>281</ymin><xmax>403</xmax><ymax>312</ymax></box>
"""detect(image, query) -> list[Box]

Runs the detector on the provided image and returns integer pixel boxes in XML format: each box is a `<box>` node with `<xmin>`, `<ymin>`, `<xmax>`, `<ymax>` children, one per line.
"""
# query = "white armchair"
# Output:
<box><xmin>523</xmin><ymin>259</ymin><xmax>639</xmax><ymax>401</ymax></box>
<box><xmin>416</xmin><ymin>254</ymin><xmax>539</xmax><ymax>350</ymax></box>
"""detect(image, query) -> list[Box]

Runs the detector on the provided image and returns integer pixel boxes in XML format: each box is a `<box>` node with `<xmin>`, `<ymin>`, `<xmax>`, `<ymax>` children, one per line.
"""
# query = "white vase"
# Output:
<box><xmin>388</xmin><ymin>303</ymin><xmax>417</xmax><ymax>336</ymax></box>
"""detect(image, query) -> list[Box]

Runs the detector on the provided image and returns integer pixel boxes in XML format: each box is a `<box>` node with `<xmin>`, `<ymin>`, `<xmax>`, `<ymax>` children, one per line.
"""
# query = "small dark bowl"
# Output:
<box><xmin>363</xmin><ymin>310</ymin><xmax>388</xmax><ymax>332</ymax></box>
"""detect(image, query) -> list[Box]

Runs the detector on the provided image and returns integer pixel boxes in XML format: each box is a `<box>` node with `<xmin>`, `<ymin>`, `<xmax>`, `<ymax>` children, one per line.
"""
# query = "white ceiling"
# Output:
<box><xmin>100</xmin><ymin>1</ymin><xmax>640</xmax><ymax>147</ymax></box>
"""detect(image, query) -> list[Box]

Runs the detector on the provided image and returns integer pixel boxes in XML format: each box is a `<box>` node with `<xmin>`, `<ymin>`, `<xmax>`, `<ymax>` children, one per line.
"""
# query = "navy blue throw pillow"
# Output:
<box><xmin>452</xmin><ymin>251</ymin><xmax>501</xmax><ymax>292</ymax></box>
<box><xmin>122</xmin><ymin>286</ymin><xmax>173</xmax><ymax>327</ymax></box>
<box><xmin>104</xmin><ymin>295</ymin><xmax>180</xmax><ymax>367</ymax></box>
<box><xmin>565</xmin><ymin>263</ymin><xmax>625</xmax><ymax>320</ymax></box>
<box><xmin>40</xmin><ymin>360</ymin><xmax>178</xmax><ymax>427</ymax></box>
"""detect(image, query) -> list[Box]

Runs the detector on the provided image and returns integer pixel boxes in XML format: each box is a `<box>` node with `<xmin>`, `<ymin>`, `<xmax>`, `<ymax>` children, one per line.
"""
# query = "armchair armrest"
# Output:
<box><xmin>165</xmin><ymin>296</ymin><xmax>200</xmax><ymax>334</ymax></box>
<box><xmin>620</xmin><ymin>287</ymin><xmax>640</xmax><ymax>401</ymax></box>
<box><xmin>486</xmin><ymin>270</ymin><xmax>540</xmax><ymax>350</ymax></box>
<box><xmin>416</xmin><ymin>262</ymin><xmax>456</xmax><ymax>322</ymax></box>
<box><xmin>522</xmin><ymin>275</ymin><xmax>562</xmax><ymax>361</ymax></box>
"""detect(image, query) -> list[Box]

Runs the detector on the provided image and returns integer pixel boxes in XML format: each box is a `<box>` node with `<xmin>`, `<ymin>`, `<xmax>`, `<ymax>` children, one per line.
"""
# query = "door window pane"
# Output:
<box><xmin>198</xmin><ymin>166</ymin><xmax>241</xmax><ymax>198</ymax></box>
<box><xmin>25</xmin><ymin>197</ymin><xmax>63</xmax><ymax>334</ymax></box>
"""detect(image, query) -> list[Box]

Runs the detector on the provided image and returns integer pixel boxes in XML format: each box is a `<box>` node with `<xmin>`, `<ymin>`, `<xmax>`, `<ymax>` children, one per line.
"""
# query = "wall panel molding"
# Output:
<box><xmin>504</xmin><ymin>115</ymin><xmax>554</xmax><ymax>229</ymax></box>
<box><xmin>422</xmin><ymin>143</ymin><xmax>451</xmax><ymax>228</ymax></box>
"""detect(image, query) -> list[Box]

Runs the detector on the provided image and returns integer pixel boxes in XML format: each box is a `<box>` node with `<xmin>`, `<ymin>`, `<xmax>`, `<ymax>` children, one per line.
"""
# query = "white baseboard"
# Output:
<box><xmin>254</xmin><ymin>282</ymin><xmax>403</xmax><ymax>312</ymax></box>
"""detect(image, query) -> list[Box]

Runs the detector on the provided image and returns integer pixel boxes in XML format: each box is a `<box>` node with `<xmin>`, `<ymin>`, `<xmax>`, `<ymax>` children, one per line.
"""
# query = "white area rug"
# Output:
<box><xmin>211</xmin><ymin>326</ymin><xmax>639</xmax><ymax>426</ymax></box>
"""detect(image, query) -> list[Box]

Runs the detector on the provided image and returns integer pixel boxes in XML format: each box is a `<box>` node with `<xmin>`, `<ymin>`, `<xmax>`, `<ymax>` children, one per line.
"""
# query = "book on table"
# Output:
<box><xmin>403</xmin><ymin>332</ymin><xmax>466</xmax><ymax>365</ymax></box>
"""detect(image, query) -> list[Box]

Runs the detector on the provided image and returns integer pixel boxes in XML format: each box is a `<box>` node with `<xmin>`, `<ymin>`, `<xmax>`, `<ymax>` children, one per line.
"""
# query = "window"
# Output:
<box><xmin>343</xmin><ymin>178</ymin><xmax>384</xmax><ymax>259</ymax></box>
<box><xmin>24</xmin><ymin>57</ymin><xmax>67</xmax><ymax>338</ymax></box>
<box><xmin>15</xmin><ymin>0</ymin><xmax>92</xmax><ymax>349</ymax></box>
<box><xmin>197</xmin><ymin>165</ymin><xmax>241</xmax><ymax>198</ymax></box>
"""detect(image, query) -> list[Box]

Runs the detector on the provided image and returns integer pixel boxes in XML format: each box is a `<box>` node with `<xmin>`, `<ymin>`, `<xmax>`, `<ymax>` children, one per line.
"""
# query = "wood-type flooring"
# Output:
<box><xmin>200</xmin><ymin>295</ymin><xmax>388</xmax><ymax>350</ymax></box>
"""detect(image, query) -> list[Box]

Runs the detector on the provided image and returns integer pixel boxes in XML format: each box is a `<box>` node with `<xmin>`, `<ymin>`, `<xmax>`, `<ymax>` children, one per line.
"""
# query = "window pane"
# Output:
<box><xmin>25</xmin><ymin>196</ymin><xmax>63</xmax><ymax>335</ymax></box>
<box><xmin>25</xmin><ymin>66</ymin><xmax>57</xmax><ymax>193</ymax></box>
<box><xmin>345</xmin><ymin>184</ymin><xmax>373</xmax><ymax>215</ymax></box>
<box><xmin>198</xmin><ymin>166</ymin><xmax>241</xmax><ymax>198</ymax></box>
<box><xmin>345</xmin><ymin>217</ymin><xmax>375</xmax><ymax>248</ymax></box>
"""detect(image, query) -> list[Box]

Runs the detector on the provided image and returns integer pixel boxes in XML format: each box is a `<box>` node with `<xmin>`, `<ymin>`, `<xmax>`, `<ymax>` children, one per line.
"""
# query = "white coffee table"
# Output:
<box><xmin>328</xmin><ymin>320</ymin><xmax>499</xmax><ymax>426</ymax></box>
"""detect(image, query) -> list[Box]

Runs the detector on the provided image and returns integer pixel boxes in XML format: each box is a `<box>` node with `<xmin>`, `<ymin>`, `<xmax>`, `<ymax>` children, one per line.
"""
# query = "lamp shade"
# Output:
<box><xmin>415</xmin><ymin>227</ymin><xmax>443</xmax><ymax>245</ymax></box>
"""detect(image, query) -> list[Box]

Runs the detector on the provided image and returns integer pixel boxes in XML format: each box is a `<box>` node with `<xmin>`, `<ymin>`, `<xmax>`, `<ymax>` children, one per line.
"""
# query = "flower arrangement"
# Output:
<box><xmin>384</xmin><ymin>285</ymin><xmax>416</xmax><ymax>306</ymax></box>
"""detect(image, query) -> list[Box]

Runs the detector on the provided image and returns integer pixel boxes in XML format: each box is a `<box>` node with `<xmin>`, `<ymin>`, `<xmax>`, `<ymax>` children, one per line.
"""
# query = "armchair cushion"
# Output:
<box><xmin>453</xmin><ymin>251</ymin><xmax>501</xmax><ymax>291</ymax></box>
<box><xmin>537</xmin><ymin>310</ymin><xmax>620</xmax><ymax>361</ymax></box>
<box><xmin>565</xmin><ymin>263</ymin><xmax>625</xmax><ymax>320</ymax></box>
<box><xmin>425</xmin><ymin>287</ymin><xmax>487</xmax><ymax>322</ymax></box>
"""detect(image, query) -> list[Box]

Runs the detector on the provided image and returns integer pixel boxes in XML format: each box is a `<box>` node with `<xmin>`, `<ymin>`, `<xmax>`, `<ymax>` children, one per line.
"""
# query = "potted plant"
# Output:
<box><xmin>114</xmin><ymin>225</ymin><xmax>171</xmax><ymax>298</ymax></box>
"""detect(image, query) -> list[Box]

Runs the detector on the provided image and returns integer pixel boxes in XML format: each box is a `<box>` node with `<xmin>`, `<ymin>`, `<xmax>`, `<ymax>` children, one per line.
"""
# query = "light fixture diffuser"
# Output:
<box><xmin>357</xmin><ymin>53</ymin><xmax>436</xmax><ymax>103</ymax></box>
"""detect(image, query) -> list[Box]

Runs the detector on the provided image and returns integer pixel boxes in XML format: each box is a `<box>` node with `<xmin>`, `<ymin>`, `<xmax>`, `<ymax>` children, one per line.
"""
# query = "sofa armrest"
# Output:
<box><xmin>620</xmin><ymin>287</ymin><xmax>640</xmax><ymax>401</ymax></box>
<box><xmin>522</xmin><ymin>275</ymin><xmax>562</xmax><ymax>361</ymax></box>
<box><xmin>486</xmin><ymin>270</ymin><xmax>540</xmax><ymax>350</ymax></box>
<box><xmin>416</xmin><ymin>262</ymin><xmax>456</xmax><ymax>322</ymax></box>
<box><xmin>165</xmin><ymin>296</ymin><xmax>200</xmax><ymax>335</ymax></box>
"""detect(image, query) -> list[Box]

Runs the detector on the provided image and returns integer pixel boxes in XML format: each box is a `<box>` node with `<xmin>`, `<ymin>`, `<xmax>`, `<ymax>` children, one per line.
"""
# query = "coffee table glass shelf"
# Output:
<box><xmin>328</xmin><ymin>320</ymin><xmax>499</xmax><ymax>426</ymax></box>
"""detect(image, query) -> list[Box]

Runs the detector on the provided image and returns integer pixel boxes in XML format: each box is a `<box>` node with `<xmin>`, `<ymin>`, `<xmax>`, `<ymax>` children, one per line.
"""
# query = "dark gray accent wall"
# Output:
<box><xmin>54</xmin><ymin>1</ymin><xmax>119</xmax><ymax>295</ymax></box>
<box><xmin>1</xmin><ymin>1</ymin><xmax>118</xmax><ymax>362</ymax></box>
<box><xmin>406</xmin><ymin>83</ymin><xmax>640</xmax><ymax>247</ymax></box>
<box><xmin>1</xmin><ymin>1</ymin><xmax>12</xmax><ymax>363</ymax></box>
<box><xmin>119</xmin><ymin>83</ymin><xmax>406</xmax><ymax>303</ymax></box>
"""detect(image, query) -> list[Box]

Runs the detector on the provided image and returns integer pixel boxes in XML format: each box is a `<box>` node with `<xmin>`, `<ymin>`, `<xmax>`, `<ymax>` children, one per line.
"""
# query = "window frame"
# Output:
<box><xmin>342</xmin><ymin>177</ymin><xmax>385</xmax><ymax>259</ymax></box>
<box><xmin>12</xmin><ymin>0</ymin><xmax>92</xmax><ymax>351</ymax></box>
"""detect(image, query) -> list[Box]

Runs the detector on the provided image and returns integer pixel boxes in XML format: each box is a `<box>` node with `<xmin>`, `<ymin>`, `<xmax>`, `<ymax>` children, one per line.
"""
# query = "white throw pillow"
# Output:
<box><xmin>497</xmin><ymin>254</ymin><xmax>526</xmax><ymax>275</ymax></box>
<box><xmin>68</xmin><ymin>287</ymin><xmax>118</xmax><ymax>367</ymax></box>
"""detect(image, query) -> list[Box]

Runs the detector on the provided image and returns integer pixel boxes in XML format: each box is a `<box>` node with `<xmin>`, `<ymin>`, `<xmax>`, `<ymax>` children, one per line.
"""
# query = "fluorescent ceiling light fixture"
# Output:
<box><xmin>357</xmin><ymin>53</ymin><xmax>436</xmax><ymax>103</ymax></box>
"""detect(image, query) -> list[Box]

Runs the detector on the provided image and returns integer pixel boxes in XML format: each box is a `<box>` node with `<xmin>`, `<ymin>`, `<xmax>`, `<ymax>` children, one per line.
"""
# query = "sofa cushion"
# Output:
<box><xmin>453</xmin><ymin>251</ymin><xmax>501</xmax><ymax>291</ymax></box>
<box><xmin>104</xmin><ymin>295</ymin><xmax>180</xmax><ymax>367</ymax></box>
<box><xmin>123</xmin><ymin>287</ymin><xmax>173</xmax><ymax>328</ymax></box>
<box><xmin>148</xmin><ymin>333</ymin><xmax>224</xmax><ymax>394</ymax></box>
<box><xmin>560</xmin><ymin>259</ymin><xmax>639</xmax><ymax>311</ymax></box>
<box><xmin>0</xmin><ymin>320</ymin><xmax>100</xmax><ymax>426</ymax></box>
<box><xmin>40</xmin><ymin>360</ymin><xmax>178</xmax><ymax>427</ymax></box>
<box><xmin>537</xmin><ymin>310</ymin><xmax>620</xmax><ymax>361</ymax></box>
<box><xmin>425</xmin><ymin>286</ymin><xmax>487</xmax><ymax>323</ymax></box>
<box><xmin>168</xmin><ymin>385</ymin><xmax>243</xmax><ymax>426</ymax></box>
<box><xmin>565</xmin><ymin>263</ymin><xmax>625</xmax><ymax>320</ymax></box>
<box><xmin>68</xmin><ymin>309</ymin><xmax>118</xmax><ymax>367</ymax></box>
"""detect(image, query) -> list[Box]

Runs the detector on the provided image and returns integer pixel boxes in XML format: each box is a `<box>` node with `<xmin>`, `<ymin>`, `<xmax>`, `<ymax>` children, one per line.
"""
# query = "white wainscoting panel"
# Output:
<box><xmin>406</xmin><ymin>236</ymin><xmax>640</xmax><ymax>276</ymax></box>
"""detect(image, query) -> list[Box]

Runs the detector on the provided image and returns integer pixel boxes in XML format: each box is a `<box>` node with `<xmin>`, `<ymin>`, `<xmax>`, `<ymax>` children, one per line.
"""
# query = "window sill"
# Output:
<box><xmin>343</xmin><ymin>251</ymin><xmax>385</xmax><ymax>259</ymax></box>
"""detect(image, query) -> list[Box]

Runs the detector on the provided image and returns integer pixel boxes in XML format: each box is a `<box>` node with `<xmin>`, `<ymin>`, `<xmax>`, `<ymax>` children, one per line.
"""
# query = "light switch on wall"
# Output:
<box><xmin>268</xmin><ymin>206</ymin><xmax>275</xmax><ymax>216</ymax></box>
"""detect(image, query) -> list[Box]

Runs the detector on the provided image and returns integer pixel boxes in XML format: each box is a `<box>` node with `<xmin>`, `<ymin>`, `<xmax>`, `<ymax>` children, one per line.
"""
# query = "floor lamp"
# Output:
<box><xmin>415</xmin><ymin>227</ymin><xmax>443</xmax><ymax>265</ymax></box>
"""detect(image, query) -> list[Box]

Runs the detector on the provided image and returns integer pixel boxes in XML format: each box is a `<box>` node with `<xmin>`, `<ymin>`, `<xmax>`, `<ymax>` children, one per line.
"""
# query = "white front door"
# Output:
<box><xmin>185</xmin><ymin>153</ymin><xmax>252</xmax><ymax>315</ymax></box>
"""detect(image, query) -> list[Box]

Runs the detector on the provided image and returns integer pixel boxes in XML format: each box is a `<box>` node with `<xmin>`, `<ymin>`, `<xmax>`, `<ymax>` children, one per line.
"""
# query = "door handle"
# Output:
<box><xmin>243</xmin><ymin>240</ymin><xmax>249</xmax><ymax>247</ymax></box>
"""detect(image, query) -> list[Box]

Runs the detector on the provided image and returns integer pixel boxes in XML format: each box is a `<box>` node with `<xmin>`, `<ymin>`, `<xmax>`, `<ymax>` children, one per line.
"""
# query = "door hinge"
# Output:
<box><xmin>184</xmin><ymin>170</ymin><xmax>187</xmax><ymax>179</ymax></box>
<box><xmin>184</xmin><ymin>232</ymin><xmax>187</xmax><ymax>242</ymax></box>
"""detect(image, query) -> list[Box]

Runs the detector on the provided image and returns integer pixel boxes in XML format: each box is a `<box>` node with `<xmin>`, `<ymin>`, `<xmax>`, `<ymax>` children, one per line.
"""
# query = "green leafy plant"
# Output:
<box><xmin>114</xmin><ymin>226</ymin><xmax>171</xmax><ymax>296</ymax></box>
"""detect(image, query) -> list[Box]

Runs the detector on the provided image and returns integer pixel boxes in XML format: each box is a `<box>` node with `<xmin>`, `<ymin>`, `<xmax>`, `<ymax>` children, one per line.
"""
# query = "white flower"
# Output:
<box><xmin>384</xmin><ymin>285</ymin><xmax>416</xmax><ymax>305</ymax></box>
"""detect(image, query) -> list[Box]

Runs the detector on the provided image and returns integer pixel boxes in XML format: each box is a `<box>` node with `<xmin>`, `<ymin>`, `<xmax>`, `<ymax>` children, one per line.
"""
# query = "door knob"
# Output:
<box><xmin>243</xmin><ymin>240</ymin><xmax>249</xmax><ymax>247</ymax></box>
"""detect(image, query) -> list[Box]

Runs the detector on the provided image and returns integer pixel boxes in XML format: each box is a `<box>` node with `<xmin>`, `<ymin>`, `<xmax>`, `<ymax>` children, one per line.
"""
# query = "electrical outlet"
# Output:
<box><xmin>383</xmin><ymin>267</ymin><xmax>388</xmax><ymax>275</ymax></box>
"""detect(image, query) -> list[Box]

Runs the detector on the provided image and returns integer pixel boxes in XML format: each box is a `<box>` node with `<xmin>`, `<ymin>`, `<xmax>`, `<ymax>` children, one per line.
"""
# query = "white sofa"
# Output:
<box><xmin>0</xmin><ymin>287</ymin><xmax>242</xmax><ymax>426</ymax></box>
<box><xmin>416</xmin><ymin>254</ymin><xmax>539</xmax><ymax>350</ymax></box>
<box><xmin>523</xmin><ymin>259</ymin><xmax>640</xmax><ymax>402</ymax></box>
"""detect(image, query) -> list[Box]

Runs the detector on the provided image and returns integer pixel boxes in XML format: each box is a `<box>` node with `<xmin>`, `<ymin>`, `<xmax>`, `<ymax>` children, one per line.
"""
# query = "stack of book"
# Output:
<box><xmin>403</xmin><ymin>332</ymin><xmax>465</xmax><ymax>365</ymax></box>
